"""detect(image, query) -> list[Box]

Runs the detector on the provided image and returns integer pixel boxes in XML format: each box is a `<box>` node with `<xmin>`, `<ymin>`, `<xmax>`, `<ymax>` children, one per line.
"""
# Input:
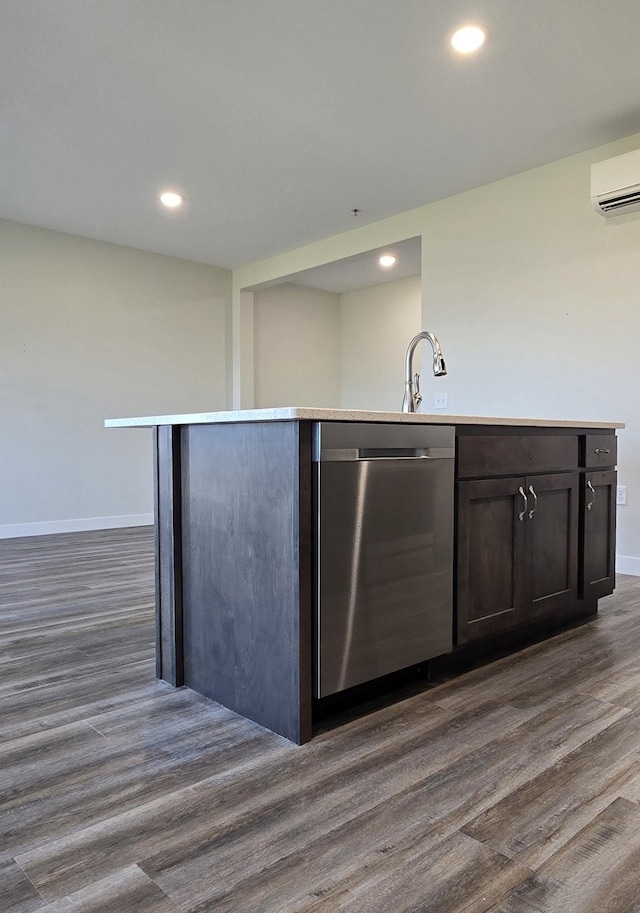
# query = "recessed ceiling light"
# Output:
<box><xmin>379</xmin><ymin>254</ymin><xmax>396</xmax><ymax>268</ymax></box>
<box><xmin>451</xmin><ymin>25</ymin><xmax>486</xmax><ymax>54</ymax></box>
<box><xmin>160</xmin><ymin>191</ymin><xmax>183</xmax><ymax>208</ymax></box>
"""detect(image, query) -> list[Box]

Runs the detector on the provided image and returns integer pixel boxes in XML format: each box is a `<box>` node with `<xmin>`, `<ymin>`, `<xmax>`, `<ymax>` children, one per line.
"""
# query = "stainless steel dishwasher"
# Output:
<box><xmin>313</xmin><ymin>422</ymin><xmax>455</xmax><ymax>698</ymax></box>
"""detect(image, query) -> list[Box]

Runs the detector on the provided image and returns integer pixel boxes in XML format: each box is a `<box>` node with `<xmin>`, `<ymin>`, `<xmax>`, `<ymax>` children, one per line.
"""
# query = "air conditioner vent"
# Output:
<box><xmin>599</xmin><ymin>189</ymin><xmax>640</xmax><ymax>212</ymax></box>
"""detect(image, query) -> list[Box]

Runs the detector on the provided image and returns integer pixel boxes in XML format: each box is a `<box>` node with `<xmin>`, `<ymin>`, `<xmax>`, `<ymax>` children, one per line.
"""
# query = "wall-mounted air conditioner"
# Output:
<box><xmin>591</xmin><ymin>148</ymin><xmax>640</xmax><ymax>217</ymax></box>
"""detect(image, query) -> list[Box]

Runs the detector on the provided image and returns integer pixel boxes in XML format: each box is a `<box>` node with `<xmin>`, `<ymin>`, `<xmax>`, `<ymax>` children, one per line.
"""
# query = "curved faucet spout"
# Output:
<box><xmin>402</xmin><ymin>331</ymin><xmax>447</xmax><ymax>413</ymax></box>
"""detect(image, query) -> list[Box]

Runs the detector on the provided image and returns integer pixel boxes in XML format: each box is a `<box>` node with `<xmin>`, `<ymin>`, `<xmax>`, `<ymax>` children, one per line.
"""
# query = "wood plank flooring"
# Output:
<box><xmin>1</xmin><ymin>527</ymin><xmax>640</xmax><ymax>912</ymax></box>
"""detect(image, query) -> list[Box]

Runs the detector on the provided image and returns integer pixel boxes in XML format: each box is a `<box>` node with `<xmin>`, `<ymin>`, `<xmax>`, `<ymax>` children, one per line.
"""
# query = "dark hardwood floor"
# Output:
<box><xmin>1</xmin><ymin>527</ymin><xmax>640</xmax><ymax>912</ymax></box>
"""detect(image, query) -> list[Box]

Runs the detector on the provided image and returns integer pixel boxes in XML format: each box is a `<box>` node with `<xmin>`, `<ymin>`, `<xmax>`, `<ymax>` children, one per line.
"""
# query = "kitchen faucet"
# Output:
<box><xmin>402</xmin><ymin>331</ymin><xmax>447</xmax><ymax>413</ymax></box>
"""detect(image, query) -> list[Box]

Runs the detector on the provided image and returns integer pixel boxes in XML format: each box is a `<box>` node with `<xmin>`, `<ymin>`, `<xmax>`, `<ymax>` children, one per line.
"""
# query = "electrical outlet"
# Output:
<box><xmin>434</xmin><ymin>392</ymin><xmax>448</xmax><ymax>410</ymax></box>
<box><xmin>617</xmin><ymin>485</ymin><xmax>627</xmax><ymax>506</ymax></box>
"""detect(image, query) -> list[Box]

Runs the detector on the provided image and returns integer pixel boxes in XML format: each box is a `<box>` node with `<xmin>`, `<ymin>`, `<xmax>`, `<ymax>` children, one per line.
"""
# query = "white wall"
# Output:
<box><xmin>339</xmin><ymin>276</ymin><xmax>421</xmax><ymax>411</ymax></box>
<box><xmin>253</xmin><ymin>283</ymin><xmax>341</xmax><ymax>407</ymax></box>
<box><xmin>0</xmin><ymin>220</ymin><xmax>231</xmax><ymax>537</ymax></box>
<box><xmin>420</xmin><ymin>141</ymin><xmax>640</xmax><ymax>571</ymax></box>
<box><xmin>252</xmin><ymin>276</ymin><xmax>420</xmax><ymax>411</ymax></box>
<box><xmin>233</xmin><ymin>131</ymin><xmax>640</xmax><ymax>573</ymax></box>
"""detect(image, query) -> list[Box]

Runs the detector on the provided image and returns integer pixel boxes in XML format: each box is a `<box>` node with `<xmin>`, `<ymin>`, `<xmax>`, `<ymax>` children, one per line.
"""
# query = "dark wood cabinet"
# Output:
<box><xmin>456</xmin><ymin>476</ymin><xmax>527</xmax><ymax>643</ymax></box>
<box><xmin>454</xmin><ymin>426</ymin><xmax>616</xmax><ymax>649</ymax></box>
<box><xmin>457</xmin><ymin>434</ymin><xmax>579</xmax><ymax>479</ymax></box>
<box><xmin>526</xmin><ymin>472</ymin><xmax>579</xmax><ymax>620</ymax></box>
<box><xmin>581</xmin><ymin>469</ymin><xmax>617</xmax><ymax>599</ymax></box>
<box><xmin>456</xmin><ymin>471</ymin><xmax>579</xmax><ymax>644</ymax></box>
<box><xmin>583</xmin><ymin>435</ymin><xmax>618</xmax><ymax>469</ymax></box>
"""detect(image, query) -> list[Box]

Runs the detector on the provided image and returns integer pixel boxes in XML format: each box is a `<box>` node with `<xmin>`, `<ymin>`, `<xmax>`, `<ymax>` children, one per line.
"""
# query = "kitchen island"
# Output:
<box><xmin>106</xmin><ymin>408</ymin><xmax>623</xmax><ymax>743</ymax></box>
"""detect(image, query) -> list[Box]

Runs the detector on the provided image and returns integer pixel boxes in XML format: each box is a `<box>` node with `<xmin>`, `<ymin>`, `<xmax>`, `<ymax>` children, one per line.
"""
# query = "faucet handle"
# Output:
<box><xmin>413</xmin><ymin>373</ymin><xmax>422</xmax><ymax>410</ymax></box>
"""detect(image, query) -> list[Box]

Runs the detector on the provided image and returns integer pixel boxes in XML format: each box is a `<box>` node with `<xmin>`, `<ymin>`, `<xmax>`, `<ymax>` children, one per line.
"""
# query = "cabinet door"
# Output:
<box><xmin>581</xmin><ymin>470</ymin><xmax>616</xmax><ymax>599</ymax></box>
<box><xmin>525</xmin><ymin>472</ymin><xmax>579</xmax><ymax>621</ymax></box>
<box><xmin>456</xmin><ymin>477</ymin><xmax>528</xmax><ymax>644</ymax></box>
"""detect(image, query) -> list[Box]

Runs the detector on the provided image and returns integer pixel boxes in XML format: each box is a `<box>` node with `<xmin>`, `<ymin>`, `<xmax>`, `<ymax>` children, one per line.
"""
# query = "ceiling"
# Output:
<box><xmin>249</xmin><ymin>237</ymin><xmax>422</xmax><ymax>294</ymax></box>
<box><xmin>2</xmin><ymin>1</ymin><xmax>640</xmax><ymax>270</ymax></box>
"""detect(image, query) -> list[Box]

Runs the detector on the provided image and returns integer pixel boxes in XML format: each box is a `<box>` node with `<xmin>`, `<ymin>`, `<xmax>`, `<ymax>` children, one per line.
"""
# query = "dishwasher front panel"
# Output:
<box><xmin>315</xmin><ymin>449</ymin><xmax>454</xmax><ymax>698</ymax></box>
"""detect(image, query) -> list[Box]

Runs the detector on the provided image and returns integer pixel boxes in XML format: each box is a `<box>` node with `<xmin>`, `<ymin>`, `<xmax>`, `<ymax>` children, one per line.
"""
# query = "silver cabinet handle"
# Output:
<box><xmin>586</xmin><ymin>480</ymin><xmax>596</xmax><ymax>511</ymax></box>
<box><xmin>594</xmin><ymin>448</ymin><xmax>610</xmax><ymax>454</ymax></box>
<box><xmin>518</xmin><ymin>486</ymin><xmax>528</xmax><ymax>521</ymax></box>
<box><xmin>528</xmin><ymin>484</ymin><xmax>538</xmax><ymax>519</ymax></box>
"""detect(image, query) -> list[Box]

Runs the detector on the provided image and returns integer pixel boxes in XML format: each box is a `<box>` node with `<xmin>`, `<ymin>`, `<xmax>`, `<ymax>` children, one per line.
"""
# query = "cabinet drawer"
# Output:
<box><xmin>584</xmin><ymin>434</ymin><xmax>617</xmax><ymax>468</ymax></box>
<box><xmin>457</xmin><ymin>434</ymin><xmax>579</xmax><ymax>479</ymax></box>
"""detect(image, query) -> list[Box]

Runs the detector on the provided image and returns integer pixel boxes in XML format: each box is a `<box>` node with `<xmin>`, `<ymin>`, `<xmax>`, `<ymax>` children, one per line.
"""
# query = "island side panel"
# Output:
<box><xmin>297</xmin><ymin>421</ymin><xmax>313</xmax><ymax>742</ymax></box>
<box><xmin>180</xmin><ymin>420</ymin><xmax>312</xmax><ymax>744</ymax></box>
<box><xmin>153</xmin><ymin>425</ymin><xmax>184</xmax><ymax>686</ymax></box>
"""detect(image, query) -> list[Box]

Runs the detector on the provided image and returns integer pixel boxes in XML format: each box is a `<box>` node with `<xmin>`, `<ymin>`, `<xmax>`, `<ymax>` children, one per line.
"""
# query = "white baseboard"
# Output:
<box><xmin>616</xmin><ymin>555</ymin><xmax>640</xmax><ymax>577</ymax></box>
<box><xmin>0</xmin><ymin>514</ymin><xmax>153</xmax><ymax>539</ymax></box>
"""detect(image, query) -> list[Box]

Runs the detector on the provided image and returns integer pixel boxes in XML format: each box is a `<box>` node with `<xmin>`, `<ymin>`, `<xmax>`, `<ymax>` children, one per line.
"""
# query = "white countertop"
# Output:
<box><xmin>105</xmin><ymin>407</ymin><xmax>624</xmax><ymax>430</ymax></box>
